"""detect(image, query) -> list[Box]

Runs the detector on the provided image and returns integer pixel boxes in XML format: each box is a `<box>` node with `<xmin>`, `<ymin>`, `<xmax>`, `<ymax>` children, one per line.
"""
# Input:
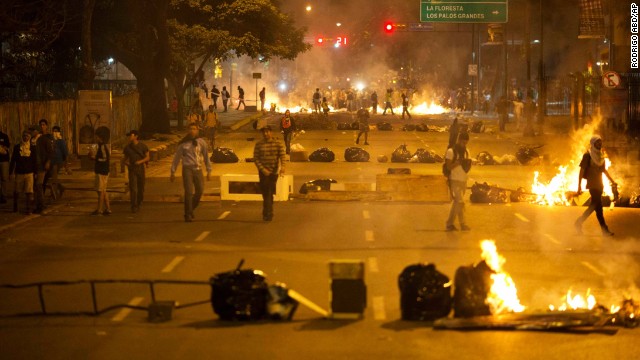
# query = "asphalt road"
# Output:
<box><xmin>0</xmin><ymin>199</ymin><xmax>639</xmax><ymax>359</ymax></box>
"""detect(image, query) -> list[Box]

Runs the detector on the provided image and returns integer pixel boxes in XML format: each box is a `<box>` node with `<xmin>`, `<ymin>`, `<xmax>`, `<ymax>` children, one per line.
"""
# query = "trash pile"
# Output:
<box><xmin>211</xmin><ymin>147</ymin><xmax>239</xmax><ymax>163</ymax></box>
<box><xmin>344</xmin><ymin>147</ymin><xmax>370</xmax><ymax>162</ymax></box>
<box><xmin>515</xmin><ymin>146</ymin><xmax>541</xmax><ymax>165</ymax></box>
<box><xmin>409</xmin><ymin>149</ymin><xmax>443</xmax><ymax>163</ymax></box>
<box><xmin>309</xmin><ymin>147</ymin><xmax>335</xmax><ymax>162</ymax></box>
<box><xmin>475</xmin><ymin>151</ymin><xmax>518</xmax><ymax>166</ymax></box>
<box><xmin>376</xmin><ymin>122</ymin><xmax>393</xmax><ymax>131</ymax></box>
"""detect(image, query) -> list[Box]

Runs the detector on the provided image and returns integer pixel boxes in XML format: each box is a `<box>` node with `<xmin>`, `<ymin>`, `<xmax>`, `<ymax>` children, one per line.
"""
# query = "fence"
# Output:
<box><xmin>0</xmin><ymin>92</ymin><xmax>141</xmax><ymax>154</ymax></box>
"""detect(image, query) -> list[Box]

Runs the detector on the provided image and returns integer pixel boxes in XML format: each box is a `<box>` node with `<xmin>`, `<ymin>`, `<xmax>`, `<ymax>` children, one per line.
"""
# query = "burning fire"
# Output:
<box><xmin>265</xmin><ymin>100</ymin><xmax>448</xmax><ymax>115</ymax></box>
<box><xmin>480</xmin><ymin>240</ymin><xmax>525</xmax><ymax>314</ymax></box>
<box><xmin>548</xmin><ymin>289</ymin><xmax>597</xmax><ymax>311</ymax></box>
<box><xmin>530</xmin><ymin>117</ymin><xmax>620</xmax><ymax>206</ymax></box>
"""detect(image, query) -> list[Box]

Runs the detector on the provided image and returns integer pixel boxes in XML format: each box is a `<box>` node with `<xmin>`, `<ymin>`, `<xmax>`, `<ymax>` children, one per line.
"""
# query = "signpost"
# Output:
<box><xmin>420</xmin><ymin>0</ymin><xmax>508</xmax><ymax>23</ymax></box>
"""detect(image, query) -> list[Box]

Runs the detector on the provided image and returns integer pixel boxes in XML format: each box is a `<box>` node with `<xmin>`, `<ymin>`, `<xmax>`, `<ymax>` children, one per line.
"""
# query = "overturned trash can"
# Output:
<box><xmin>398</xmin><ymin>263</ymin><xmax>452</xmax><ymax>321</ymax></box>
<box><xmin>329</xmin><ymin>260</ymin><xmax>366</xmax><ymax>319</ymax></box>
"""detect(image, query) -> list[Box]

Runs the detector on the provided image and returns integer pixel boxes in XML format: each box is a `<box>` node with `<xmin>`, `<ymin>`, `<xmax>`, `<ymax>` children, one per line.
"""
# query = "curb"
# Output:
<box><xmin>230</xmin><ymin>113</ymin><xmax>264</xmax><ymax>131</ymax></box>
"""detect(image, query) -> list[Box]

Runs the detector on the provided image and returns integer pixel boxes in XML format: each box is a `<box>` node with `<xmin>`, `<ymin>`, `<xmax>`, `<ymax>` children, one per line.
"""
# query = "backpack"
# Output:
<box><xmin>442</xmin><ymin>147</ymin><xmax>469</xmax><ymax>178</ymax></box>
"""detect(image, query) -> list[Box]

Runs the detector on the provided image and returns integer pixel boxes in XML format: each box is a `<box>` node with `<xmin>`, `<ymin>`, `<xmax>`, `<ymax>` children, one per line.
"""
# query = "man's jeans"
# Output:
<box><xmin>446</xmin><ymin>180</ymin><xmax>467</xmax><ymax>227</ymax></box>
<box><xmin>259</xmin><ymin>172</ymin><xmax>278</xmax><ymax>218</ymax></box>
<box><xmin>128</xmin><ymin>168</ymin><xmax>145</xmax><ymax>209</ymax></box>
<box><xmin>182</xmin><ymin>167</ymin><xmax>204</xmax><ymax>217</ymax></box>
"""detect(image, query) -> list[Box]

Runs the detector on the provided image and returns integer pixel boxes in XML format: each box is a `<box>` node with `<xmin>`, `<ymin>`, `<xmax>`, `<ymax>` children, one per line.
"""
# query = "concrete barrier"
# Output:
<box><xmin>220</xmin><ymin>174</ymin><xmax>293</xmax><ymax>201</ymax></box>
<box><xmin>376</xmin><ymin>174</ymin><xmax>449</xmax><ymax>202</ymax></box>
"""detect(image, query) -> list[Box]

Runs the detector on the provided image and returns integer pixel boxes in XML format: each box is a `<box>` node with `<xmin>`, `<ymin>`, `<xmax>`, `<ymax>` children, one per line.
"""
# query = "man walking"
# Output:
<box><xmin>370</xmin><ymin>90</ymin><xmax>378</xmax><ymax>114</ymax></box>
<box><xmin>9</xmin><ymin>131</ymin><xmax>36</xmax><ymax>214</ymax></box>
<box><xmin>575</xmin><ymin>135</ymin><xmax>616</xmax><ymax>236</ymax></box>
<box><xmin>236</xmin><ymin>86</ymin><xmax>246</xmax><ymax>110</ymax></box>
<box><xmin>33</xmin><ymin>119</ymin><xmax>54</xmax><ymax>213</ymax></box>
<box><xmin>211</xmin><ymin>85</ymin><xmax>220</xmax><ymax>109</ymax></box>
<box><xmin>204</xmin><ymin>105</ymin><xmax>219</xmax><ymax>149</ymax></box>
<box><xmin>312</xmin><ymin>88</ymin><xmax>321</xmax><ymax>113</ymax></box>
<box><xmin>221</xmin><ymin>86</ymin><xmax>230</xmax><ymax>112</ymax></box>
<box><xmin>355</xmin><ymin>108</ymin><xmax>370</xmax><ymax>145</ymax></box>
<box><xmin>253</xmin><ymin>125</ymin><xmax>285</xmax><ymax>222</ymax></box>
<box><xmin>383</xmin><ymin>88</ymin><xmax>395</xmax><ymax>115</ymax></box>
<box><xmin>445</xmin><ymin>132</ymin><xmax>471</xmax><ymax>231</ymax></box>
<box><xmin>280</xmin><ymin>109</ymin><xmax>297</xmax><ymax>155</ymax></box>
<box><xmin>170</xmin><ymin>123</ymin><xmax>211</xmax><ymax>222</ymax></box>
<box><xmin>0</xmin><ymin>128</ymin><xmax>10</xmax><ymax>204</ymax></box>
<box><xmin>123</xmin><ymin>130</ymin><xmax>149</xmax><ymax>213</ymax></box>
<box><xmin>401</xmin><ymin>92</ymin><xmax>412</xmax><ymax>120</ymax></box>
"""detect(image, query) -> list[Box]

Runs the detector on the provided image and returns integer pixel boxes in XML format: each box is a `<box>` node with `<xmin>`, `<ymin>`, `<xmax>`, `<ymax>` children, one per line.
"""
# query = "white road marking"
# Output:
<box><xmin>581</xmin><ymin>261</ymin><xmax>606</xmax><ymax>276</ymax></box>
<box><xmin>514</xmin><ymin>213</ymin><xmax>530</xmax><ymax>223</ymax></box>
<box><xmin>365</xmin><ymin>230</ymin><xmax>375</xmax><ymax>242</ymax></box>
<box><xmin>368</xmin><ymin>257</ymin><xmax>379</xmax><ymax>273</ymax></box>
<box><xmin>372</xmin><ymin>296</ymin><xmax>386</xmax><ymax>320</ymax></box>
<box><xmin>362</xmin><ymin>210</ymin><xmax>370</xmax><ymax>219</ymax></box>
<box><xmin>194</xmin><ymin>231</ymin><xmax>210</xmax><ymax>242</ymax></box>
<box><xmin>544</xmin><ymin>233</ymin><xmax>561</xmax><ymax>245</ymax></box>
<box><xmin>111</xmin><ymin>296</ymin><xmax>144</xmax><ymax>322</ymax></box>
<box><xmin>161</xmin><ymin>256</ymin><xmax>185</xmax><ymax>273</ymax></box>
<box><xmin>217</xmin><ymin>211</ymin><xmax>231</xmax><ymax>220</ymax></box>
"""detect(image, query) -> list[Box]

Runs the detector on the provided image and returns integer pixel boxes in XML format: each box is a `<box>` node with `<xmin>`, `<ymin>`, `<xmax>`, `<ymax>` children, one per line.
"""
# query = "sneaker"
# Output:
<box><xmin>91</xmin><ymin>210</ymin><xmax>102</xmax><ymax>216</ymax></box>
<box><xmin>103</xmin><ymin>209</ymin><xmax>112</xmax><ymax>216</ymax></box>
<box><xmin>364</xmin><ymin>142</ymin><xmax>369</xmax><ymax>145</ymax></box>
<box><xmin>446</xmin><ymin>225</ymin><xmax>458</xmax><ymax>231</ymax></box>
<box><xmin>460</xmin><ymin>225</ymin><xmax>471</xmax><ymax>231</ymax></box>
<box><xmin>184</xmin><ymin>214</ymin><xmax>193</xmax><ymax>222</ymax></box>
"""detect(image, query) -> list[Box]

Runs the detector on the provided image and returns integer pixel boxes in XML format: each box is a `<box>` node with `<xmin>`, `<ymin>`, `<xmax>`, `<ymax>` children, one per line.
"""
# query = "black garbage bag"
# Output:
<box><xmin>267</xmin><ymin>283</ymin><xmax>299</xmax><ymax>320</ymax></box>
<box><xmin>516</xmin><ymin>146</ymin><xmax>540</xmax><ymax>165</ymax></box>
<box><xmin>415</xmin><ymin>123</ymin><xmax>429</xmax><ymax>132</ymax></box>
<box><xmin>410</xmin><ymin>148</ymin><xmax>438</xmax><ymax>163</ymax></box>
<box><xmin>470</xmin><ymin>182</ymin><xmax>510</xmax><ymax>203</ymax></box>
<box><xmin>377</xmin><ymin>122</ymin><xmax>393</xmax><ymax>131</ymax></box>
<box><xmin>509</xmin><ymin>187</ymin><xmax>531</xmax><ymax>203</ymax></box>
<box><xmin>299</xmin><ymin>178</ymin><xmax>337</xmax><ymax>194</ymax></box>
<box><xmin>210</xmin><ymin>259</ymin><xmax>269</xmax><ymax>321</ymax></box>
<box><xmin>476</xmin><ymin>151</ymin><xmax>496</xmax><ymax>165</ymax></box>
<box><xmin>211</xmin><ymin>147</ymin><xmax>239</xmax><ymax>163</ymax></box>
<box><xmin>453</xmin><ymin>261</ymin><xmax>493</xmax><ymax>318</ymax></box>
<box><xmin>402</xmin><ymin>124</ymin><xmax>416</xmax><ymax>131</ymax></box>
<box><xmin>337</xmin><ymin>123</ymin><xmax>351</xmax><ymax>130</ymax></box>
<box><xmin>398</xmin><ymin>263</ymin><xmax>453</xmax><ymax>321</ymax></box>
<box><xmin>309</xmin><ymin>147</ymin><xmax>335</xmax><ymax>162</ymax></box>
<box><xmin>344</xmin><ymin>147</ymin><xmax>370</xmax><ymax>162</ymax></box>
<box><xmin>391</xmin><ymin>144</ymin><xmax>412</xmax><ymax>163</ymax></box>
<box><xmin>470</xmin><ymin>120</ymin><xmax>485</xmax><ymax>133</ymax></box>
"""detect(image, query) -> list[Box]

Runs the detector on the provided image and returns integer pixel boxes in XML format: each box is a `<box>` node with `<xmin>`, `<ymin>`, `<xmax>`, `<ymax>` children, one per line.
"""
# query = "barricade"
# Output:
<box><xmin>220</xmin><ymin>174</ymin><xmax>293</xmax><ymax>201</ymax></box>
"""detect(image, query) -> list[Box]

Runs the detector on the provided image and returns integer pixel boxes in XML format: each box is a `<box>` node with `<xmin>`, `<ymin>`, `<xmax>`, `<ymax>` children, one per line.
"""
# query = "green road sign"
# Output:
<box><xmin>420</xmin><ymin>0</ymin><xmax>508</xmax><ymax>23</ymax></box>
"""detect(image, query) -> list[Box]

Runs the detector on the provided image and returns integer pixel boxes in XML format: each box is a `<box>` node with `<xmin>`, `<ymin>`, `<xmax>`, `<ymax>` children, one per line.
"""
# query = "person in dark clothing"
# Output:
<box><xmin>496</xmin><ymin>96</ymin><xmax>509</xmax><ymax>132</ymax></box>
<box><xmin>401</xmin><ymin>92</ymin><xmax>412</xmax><ymax>119</ymax></box>
<box><xmin>312</xmin><ymin>88</ymin><xmax>321</xmax><ymax>113</ymax></box>
<box><xmin>575</xmin><ymin>135</ymin><xmax>617</xmax><ymax>236</ymax></box>
<box><xmin>123</xmin><ymin>130</ymin><xmax>150</xmax><ymax>213</ymax></box>
<box><xmin>0</xmin><ymin>129</ymin><xmax>10</xmax><ymax>204</ymax></box>
<box><xmin>259</xmin><ymin>87</ymin><xmax>266</xmax><ymax>112</ymax></box>
<box><xmin>383</xmin><ymin>88</ymin><xmax>395</xmax><ymax>115</ymax></box>
<box><xmin>279</xmin><ymin>109</ymin><xmax>297</xmax><ymax>155</ymax></box>
<box><xmin>9</xmin><ymin>131</ymin><xmax>37</xmax><ymax>214</ymax></box>
<box><xmin>236</xmin><ymin>86</ymin><xmax>246</xmax><ymax>110</ymax></box>
<box><xmin>448</xmin><ymin>116</ymin><xmax>460</xmax><ymax>149</ymax></box>
<box><xmin>33</xmin><ymin>119</ymin><xmax>54</xmax><ymax>213</ymax></box>
<box><xmin>370</xmin><ymin>91</ymin><xmax>378</xmax><ymax>114</ymax></box>
<box><xmin>50</xmin><ymin>126</ymin><xmax>69</xmax><ymax>199</ymax></box>
<box><xmin>253</xmin><ymin>125</ymin><xmax>286</xmax><ymax>221</ymax></box>
<box><xmin>211</xmin><ymin>85</ymin><xmax>220</xmax><ymax>109</ymax></box>
<box><xmin>89</xmin><ymin>127</ymin><xmax>112</xmax><ymax>216</ymax></box>
<box><xmin>221</xmin><ymin>86</ymin><xmax>230</xmax><ymax>112</ymax></box>
<box><xmin>355</xmin><ymin>108</ymin><xmax>370</xmax><ymax>145</ymax></box>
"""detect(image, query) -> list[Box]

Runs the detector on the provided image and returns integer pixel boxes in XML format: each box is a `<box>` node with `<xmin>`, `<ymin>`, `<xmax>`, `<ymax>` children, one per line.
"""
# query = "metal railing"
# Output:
<box><xmin>0</xmin><ymin>279</ymin><xmax>212</xmax><ymax>317</ymax></box>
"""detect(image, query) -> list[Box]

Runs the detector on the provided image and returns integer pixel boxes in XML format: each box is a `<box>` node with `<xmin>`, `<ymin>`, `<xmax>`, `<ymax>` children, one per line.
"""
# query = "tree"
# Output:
<box><xmin>166</xmin><ymin>0</ymin><xmax>310</xmax><ymax>129</ymax></box>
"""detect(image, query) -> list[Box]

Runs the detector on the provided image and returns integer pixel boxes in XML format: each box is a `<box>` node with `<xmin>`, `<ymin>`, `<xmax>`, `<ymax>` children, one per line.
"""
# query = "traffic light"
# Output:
<box><xmin>384</xmin><ymin>22</ymin><xmax>394</xmax><ymax>34</ymax></box>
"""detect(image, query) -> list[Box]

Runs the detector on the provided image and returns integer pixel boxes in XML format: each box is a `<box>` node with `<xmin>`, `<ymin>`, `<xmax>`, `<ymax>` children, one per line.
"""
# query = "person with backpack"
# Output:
<box><xmin>123</xmin><ymin>130</ymin><xmax>149</xmax><ymax>213</ymax></box>
<box><xmin>89</xmin><ymin>127</ymin><xmax>112</xmax><ymax>216</ymax></box>
<box><xmin>444</xmin><ymin>131</ymin><xmax>471</xmax><ymax>231</ymax></box>
<box><xmin>280</xmin><ymin>109</ymin><xmax>297</xmax><ymax>155</ymax></box>
<box><xmin>236</xmin><ymin>86</ymin><xmax>246</xmax><ymax>110</ymax></box>
<box><xmin>574</xmin><ymin>135</ymin><xmax>616</xmax><ymax>236</ymax></box>
<box><xmin>312</xmin><ymin>88</ymin><xmax>321</xmax><ymax>113</ymax></box>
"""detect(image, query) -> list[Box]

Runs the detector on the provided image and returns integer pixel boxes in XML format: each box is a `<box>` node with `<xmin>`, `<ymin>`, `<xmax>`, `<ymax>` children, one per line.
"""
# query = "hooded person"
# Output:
<box><xmin>575</xmin><ymin>135</ymin><xmax>617</xmax><ymax>236</ymax></box>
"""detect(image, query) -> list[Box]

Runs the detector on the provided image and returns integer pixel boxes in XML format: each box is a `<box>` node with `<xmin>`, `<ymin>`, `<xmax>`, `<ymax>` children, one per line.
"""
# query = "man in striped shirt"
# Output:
<box><xmin>253</xmin><ymin>125</ymin><xmax>285</xmax><ymax>221</ymax></box>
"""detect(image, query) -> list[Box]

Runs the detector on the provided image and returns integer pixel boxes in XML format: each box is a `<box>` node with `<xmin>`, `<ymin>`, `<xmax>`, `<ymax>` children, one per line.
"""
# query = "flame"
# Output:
<box><xmin>548</xmin><ymin>289</ymin><xmax>597</xmax><ymax>311</ymax></box>
<box><xmin>529</xmin><ymin>116</ymin><xmax>621</xmax><ymax>206</ymax></box>
<box><xmin>480</xmin><ymin>240</ymin><xmax>525</xmax><ymax>314</ymax></box>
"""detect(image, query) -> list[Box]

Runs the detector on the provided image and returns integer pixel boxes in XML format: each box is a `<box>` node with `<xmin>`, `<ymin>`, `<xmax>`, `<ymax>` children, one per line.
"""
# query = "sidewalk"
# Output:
<box><xmin>0</xmin><ymin>110</ymin><xmax>264</xmax><ymax>232</ymax></box>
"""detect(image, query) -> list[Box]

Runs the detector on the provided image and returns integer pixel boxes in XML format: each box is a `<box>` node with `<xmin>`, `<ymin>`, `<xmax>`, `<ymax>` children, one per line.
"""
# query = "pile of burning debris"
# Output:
<box><xmin>400</xmin><ymin>240</ymin><xmax>640</xmax><ymax>334</ymax></box>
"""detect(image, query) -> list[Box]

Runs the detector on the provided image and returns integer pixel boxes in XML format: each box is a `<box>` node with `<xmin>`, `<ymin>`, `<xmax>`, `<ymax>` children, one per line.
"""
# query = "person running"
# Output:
<box><xmin>355</xmin><ymin>108</ymin><xmax>370</xmax><ymax>145</ymax></box>
<box><xmin>574</xmin><ymin>135</ymin><xmax>617</xmax><ymax>236</ymax></box>
<box><xmin>383</xmin><ymin>88</ymin><xmax>395</xmax><ymax>115</ymax></box>
<box><xmin>253</xmin><ymin>125</ymin><xmax>286</xmax><ymax>222</ymax></box>
<box><xmin>123</xmin><ymin>130</ymin><xmax>149</xmax><ymax>213</ymax></box>
<box><xmin>280</xmin><ymin>109</ymin><xmax>297</xmax><ymax>155</ymax></box>
<box><xmin>236</xmin><ymin>86</ymin><xmax>246</xmax><ymax>110</ymax></box>
<box><xmin>170</xmin><ymin>123</ymin><xmax>211</xmax><ymax>222</ymax></box>
<box><xmin>445</xmin><ymin>132</ymin><xmax>471</xmax><ymax>231</ymax></box>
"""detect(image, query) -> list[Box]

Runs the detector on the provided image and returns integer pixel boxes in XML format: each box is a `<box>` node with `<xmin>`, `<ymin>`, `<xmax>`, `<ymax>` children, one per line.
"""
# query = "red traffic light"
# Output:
<box><xmin>384</xmin><ymin>22</ymin><xmax>394</xmax><ymax>33</ymax></box>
